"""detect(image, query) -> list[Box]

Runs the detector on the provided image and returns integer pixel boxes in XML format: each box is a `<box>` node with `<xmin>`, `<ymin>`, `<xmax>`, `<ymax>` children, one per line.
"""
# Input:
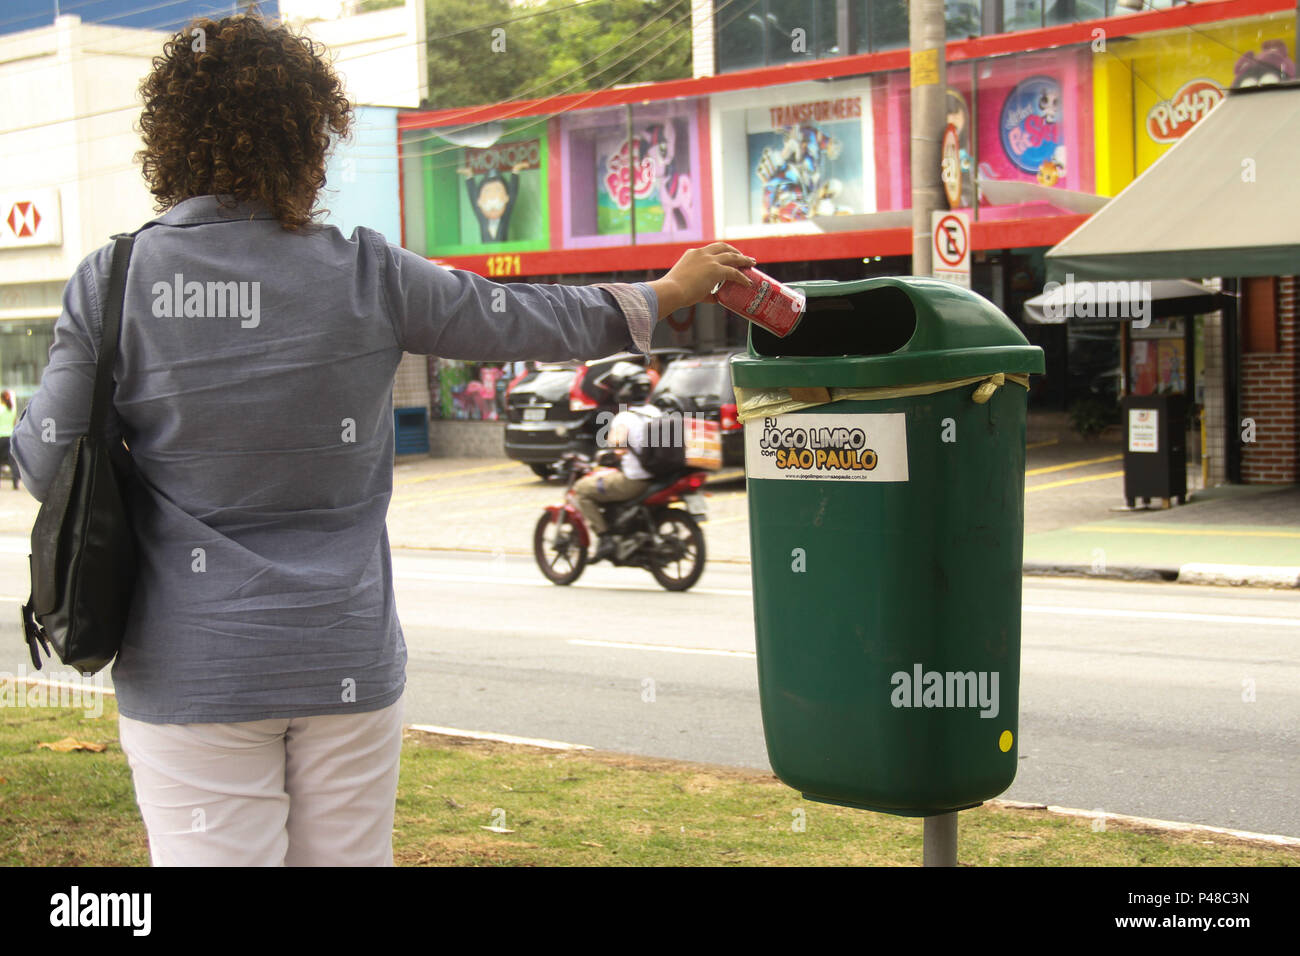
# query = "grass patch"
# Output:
<box><xmin>1</xmin><ymin>694</ymin><xmax>1295</xmax><ymax>867</ymax></box>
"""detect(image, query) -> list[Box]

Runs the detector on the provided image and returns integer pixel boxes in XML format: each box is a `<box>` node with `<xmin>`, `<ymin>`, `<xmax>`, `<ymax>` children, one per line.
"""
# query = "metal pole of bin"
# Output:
<box><xmin>911</xmin><ymin>0</ymin><xmax>954</xmax><ymax>870</ymax></box>
<box><xmin>923</xmin><ymin>813</ymin><xmax>958</xmax><ymax>866</ymax></box>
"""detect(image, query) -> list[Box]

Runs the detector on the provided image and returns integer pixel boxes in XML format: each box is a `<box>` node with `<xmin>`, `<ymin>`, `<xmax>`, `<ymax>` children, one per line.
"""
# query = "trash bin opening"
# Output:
<box><xmin>750</xmin><ymin>285</ymin><xmax>917</xmax><ymax>357</ymax></box>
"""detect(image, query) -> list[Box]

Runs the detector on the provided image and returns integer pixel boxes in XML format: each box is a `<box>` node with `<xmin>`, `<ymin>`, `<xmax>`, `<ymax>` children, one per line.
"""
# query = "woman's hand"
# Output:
<box><xmin>649</xmin><ymin>243</ymin><xmax>756</xmax><ymax>319</ymax></box>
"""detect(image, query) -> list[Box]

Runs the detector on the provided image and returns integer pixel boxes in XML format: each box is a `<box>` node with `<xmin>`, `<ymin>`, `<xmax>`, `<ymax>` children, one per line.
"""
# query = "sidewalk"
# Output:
<box><xmin>1023</xmin><ymin>482</ymin><xmax>1300</xmax><ymax>587</ymax></box>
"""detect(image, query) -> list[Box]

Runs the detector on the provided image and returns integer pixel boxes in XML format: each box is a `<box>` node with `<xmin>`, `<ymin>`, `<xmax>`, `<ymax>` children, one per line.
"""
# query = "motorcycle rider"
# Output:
<box><xmin>573</xmin><ymin>363</ymin><xmax>660</xmax><ymax>563</ymax></box>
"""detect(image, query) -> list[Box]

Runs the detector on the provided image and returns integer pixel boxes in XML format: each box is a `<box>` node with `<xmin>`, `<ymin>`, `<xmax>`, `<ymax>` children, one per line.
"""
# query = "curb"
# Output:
<box><xmin>1176</xmin><ymin>563</ymin><xmax>1300</xmax><ymax>588</ymax></box>
<box><xmin>993</xmin><ymin>799</ymin><xmax>1300</xmax><ymax>848</ymax></box>
<box><xmin>1021</xmin><ymin>562</ymin><xmax>1178</xmax><ymax>583</ymax></box>
<box><xmin>389</xmin><ymin>549</ymin><xmax>1300</xmax><ymax>584</ymax></box>
<box><xmin>9</xmin><ymin>676</ymin><xmax>1294</xmax><ymax>851</ymax></box>
<box><xmin>1023</xmin><ymin>561</ymin><xmax>1300</xmax><ymax>588</ymax></box>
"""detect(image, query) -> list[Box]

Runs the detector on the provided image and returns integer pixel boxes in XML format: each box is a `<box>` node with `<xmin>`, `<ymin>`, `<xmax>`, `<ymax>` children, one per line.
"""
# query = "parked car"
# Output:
<box><xmin>649</xmin><ymin>350</ymin><xmax>745</xmax><ymax>467</ymax></box>
<box><xmin>503</xmin><ymin>348</ymin><xmax>689</xmax><ymax>478</ymax></box>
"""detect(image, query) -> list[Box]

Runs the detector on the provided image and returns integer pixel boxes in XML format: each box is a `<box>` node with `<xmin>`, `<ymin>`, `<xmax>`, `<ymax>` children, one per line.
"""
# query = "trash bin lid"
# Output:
<box><xmin>731</xmin><ymin>276</ymin><xmax>1045</xmax><ymax>389</ymax></box>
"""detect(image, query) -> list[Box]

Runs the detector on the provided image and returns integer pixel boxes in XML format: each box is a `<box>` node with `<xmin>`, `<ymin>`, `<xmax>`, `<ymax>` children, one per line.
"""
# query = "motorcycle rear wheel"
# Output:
<box><xmin>534</xmin><ymin>511</ymin><xmax>588</xmax><ymax>585</ymax></box>
<box><xmin>649</xmin><ymin>508</ymin><xmax>706</xmax><ymax>592</ymax></box>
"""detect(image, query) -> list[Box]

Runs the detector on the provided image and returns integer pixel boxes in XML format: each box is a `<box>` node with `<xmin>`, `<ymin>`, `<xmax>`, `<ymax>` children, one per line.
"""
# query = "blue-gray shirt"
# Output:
<box><xmin>11</xmin><ymin>195</ymin><xmax>657</xmax><ymax>724</ymax></box>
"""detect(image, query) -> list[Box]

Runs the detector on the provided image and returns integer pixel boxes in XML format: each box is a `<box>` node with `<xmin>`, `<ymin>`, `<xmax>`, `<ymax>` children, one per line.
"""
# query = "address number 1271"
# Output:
<box><xmin>485</xmin><ymin>254</ymin><xmax>522</xmax><ymax>277</ymax></box>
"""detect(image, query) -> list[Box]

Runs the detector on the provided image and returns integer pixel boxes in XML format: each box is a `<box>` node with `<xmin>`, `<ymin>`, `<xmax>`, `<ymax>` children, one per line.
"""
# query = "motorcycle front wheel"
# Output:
<box><xmin>649</xmin><ymin>508</ymin><xmax>706</xmax><ymax>592</ymax></box>
<box><xmin>534</xmin><ymin>511</ymin><xmax>588</xmax><ymax>585</ymax></box>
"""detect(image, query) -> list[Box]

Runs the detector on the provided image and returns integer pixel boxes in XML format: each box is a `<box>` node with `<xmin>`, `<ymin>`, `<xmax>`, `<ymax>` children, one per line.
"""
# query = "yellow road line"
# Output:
<box><xmin>707</xmin><ymin>469</ymin><xmax>746</xmax><ymax>484</ymax></box>
<box><xmin>394</xmin><ymin>461</ymin><xmax>522</xmax><ymax>486</ymax></box>
<box><xmin>1026</xmin><ymin>439</ymin><xmax>1060</xmax><ymax>450</ymax></box>
<box><xmin>1025</xmin><ymin>453</ymin><xmax>1122</xmax><ymax>477</ymax></box>
<box><xmin>1074</xmin><ymin>525</ymin><xmax>1300</xmax><ymax>539</ymax></box>
<box><xmin>707</xmin><ymin>514</ymin><xmax>750</xmax><ymax>527</ymax></box>
<box><xmin>391</xmin><ymin>476</ymin><xmax>537</xmax><ymax>505</ymax></box>
<box><xmin>1026</xmin><ymin>470</ymin><xmax>1124</xmax><ymax>493</ymax></box>
<box><xmin>434</xmin><ymin>501</ymin><xmax>553</xmax><ymax>521</ymax></box>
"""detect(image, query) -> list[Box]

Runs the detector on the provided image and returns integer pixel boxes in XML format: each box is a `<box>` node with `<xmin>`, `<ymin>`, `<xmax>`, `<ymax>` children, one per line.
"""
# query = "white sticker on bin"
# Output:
<box><xmin>744</xmin><ymin>413</ymin><xmax>909</xmax><ymax>482</ymax></box>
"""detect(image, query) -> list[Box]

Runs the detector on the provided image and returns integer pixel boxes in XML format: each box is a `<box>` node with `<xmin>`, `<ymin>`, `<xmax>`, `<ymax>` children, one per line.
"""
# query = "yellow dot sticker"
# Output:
<box><xmin>999</xmin><ymin>731</ymin><xmax>1013</xmax><ymax>753</ymax></box>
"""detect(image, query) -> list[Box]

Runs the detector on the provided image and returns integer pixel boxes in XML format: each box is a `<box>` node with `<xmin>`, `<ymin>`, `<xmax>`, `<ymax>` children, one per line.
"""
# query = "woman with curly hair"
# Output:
<box><xmin>9</xmin><ymin>14</ymin><xmax>753</xmax><ymax>867</ymax></box>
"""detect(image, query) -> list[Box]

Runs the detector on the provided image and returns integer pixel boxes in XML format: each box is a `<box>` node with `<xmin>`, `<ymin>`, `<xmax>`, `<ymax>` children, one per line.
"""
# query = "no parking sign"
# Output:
<box><xmin>931</xmin><ymin>211</ymin><xmax>970</xmax><ymax>288</ymax></box>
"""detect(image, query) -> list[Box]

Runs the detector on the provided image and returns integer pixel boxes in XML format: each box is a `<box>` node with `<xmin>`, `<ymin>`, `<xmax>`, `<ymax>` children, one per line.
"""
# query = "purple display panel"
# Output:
<box><xmin>559</xmin><ymin>100</ymin><xmax>705</xmax><ymax>248</ymax></box>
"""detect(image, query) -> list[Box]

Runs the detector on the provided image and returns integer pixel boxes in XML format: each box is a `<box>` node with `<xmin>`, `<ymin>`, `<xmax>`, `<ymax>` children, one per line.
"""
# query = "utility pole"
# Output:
<box><xmin>911</xmin><ymin>0</ymin><xmax>957</xmax><ymax>866</ymax></box>
<box><xmin>910</xmin><ymin>0</ymin><xmax>947</xmax><ymax>280</ymax></box>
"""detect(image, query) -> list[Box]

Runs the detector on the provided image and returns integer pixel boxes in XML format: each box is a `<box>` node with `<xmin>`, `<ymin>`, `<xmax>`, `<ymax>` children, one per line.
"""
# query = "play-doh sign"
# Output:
<box><xmin>1146</xmin><ymin>79</ymin><xmax>1223</xmax><ymax>143</ymax></box>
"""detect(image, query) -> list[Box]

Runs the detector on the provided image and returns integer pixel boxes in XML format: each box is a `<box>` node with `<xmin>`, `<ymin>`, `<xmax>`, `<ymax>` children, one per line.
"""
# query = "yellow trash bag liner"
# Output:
<box><xmin>735</xmin><ymin>372</ymin><xmax>1030</xmax><ymax>424</ymax></box>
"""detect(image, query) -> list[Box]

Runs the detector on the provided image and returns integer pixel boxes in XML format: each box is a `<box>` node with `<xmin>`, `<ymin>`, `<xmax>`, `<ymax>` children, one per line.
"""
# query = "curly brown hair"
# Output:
<box><xmin>136</xmin><ymin>14</ymin><xmax>353</xmax><ymax>231</ymax></box>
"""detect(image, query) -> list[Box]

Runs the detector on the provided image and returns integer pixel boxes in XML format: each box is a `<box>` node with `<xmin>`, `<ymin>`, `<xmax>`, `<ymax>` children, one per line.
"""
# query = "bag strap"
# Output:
<box><xmin>88</xmin><ymin>235</ymin><xmax>134</xmax><ymax>440</ymax></box>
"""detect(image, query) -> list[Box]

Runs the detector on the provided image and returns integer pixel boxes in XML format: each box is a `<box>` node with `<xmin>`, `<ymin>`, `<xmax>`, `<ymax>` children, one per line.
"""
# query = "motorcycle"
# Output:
<box><xmin>533</xmin><ymin>452</ymin><xmax>709</xmax><ymax>591</ymax></box>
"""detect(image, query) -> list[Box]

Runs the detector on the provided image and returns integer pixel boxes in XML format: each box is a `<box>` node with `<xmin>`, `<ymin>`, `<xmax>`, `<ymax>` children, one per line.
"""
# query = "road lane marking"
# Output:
<box><xmin>395</xmin><ymin>462</ymin><xmax>521</xmax><ymax>485</ymax></box>
<box><xmin>393</xmin><ymin>567</ymin><xmax>752</xmax><ymax>597</ymax></box>
<box><xmin>1076</xmin><ymin>525</ymin><xmax>1300</xmax><ymax>539</ymax></box>
<box><xmin>0</xmin><ymin>676</ymin><xmax>115</xmax><ymax>696</ymax></box>
<box><xmin>707</xmin><ymin>469</ymin><xmax>746</xmax><ymax>484</ymax></box>
<box><xmin>1025</xmin><ymin>454</ymin><xmax>1122</xmax><ymax>477</ymax></box>
<box><xmin>434</xmin><ymin>502</ymin><xmax>548</xmax><ymax>521</ymax></box>
<box><xmin>8</xmin><ymin>542</ymin><xmax>1292</xmax><ymax>627</ymax></box>
<box><xmin>391</xmin><ymin>476</ymin><xmax>537</xmax><ymax>505</ymax></box>
<box><xmin>406</xmin><ymin>724</ymin><xmax>591</xmax><ymax>750</ymax></box>
<box><xmin>569</xmin><ymin>638</ymin><xmax>755</xmax><ymax>658</ymax></box>
<box><xmin>1023</xmin><ymin>604</ymin><xmax>1300</xmax><ymax>628</ymax></box>
<box><xmin>703</xmin><ymin>514</ymin><xmax>748</xmax><ymax>527</ymax></box>
<box><xmin>1025</xmin><ymin>439</ymin><xmax>1059</xmax><ymax>450</ymax></box>
<box><xmin>1026</xmin><ymin>470</ymin><xmax>1124</xmax><ymax>492</ymax></box>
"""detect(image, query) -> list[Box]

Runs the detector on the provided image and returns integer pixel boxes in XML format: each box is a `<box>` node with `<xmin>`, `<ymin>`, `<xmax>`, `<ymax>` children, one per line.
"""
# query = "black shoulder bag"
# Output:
<box><xmin>21</xmin><ymin>235</ymin><xmax>139</xmax><ymax>675</ymax></box>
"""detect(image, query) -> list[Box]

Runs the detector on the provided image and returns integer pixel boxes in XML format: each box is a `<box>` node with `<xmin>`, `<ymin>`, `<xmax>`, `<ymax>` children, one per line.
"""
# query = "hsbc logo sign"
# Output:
<box><xmin>0</xmin><ymin>189</ymin><xmax>62</xmax><ymax>248</ymax></box>
<box><xmin>8</xmin><ymin>202</ymin><xmax>40</xmax><ymax>237</ymax></box>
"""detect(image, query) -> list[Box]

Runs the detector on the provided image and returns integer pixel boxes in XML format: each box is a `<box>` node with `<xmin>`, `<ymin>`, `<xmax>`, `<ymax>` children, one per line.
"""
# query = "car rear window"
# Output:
<box><xmin>657</xmin><ymin>362</ymin><xmax>732</xmax><ymax>400</ymax></box>
<box><xmin>515</xmin><ymin>370</ymin><xmax>575</xmax><ymax>400</ymax></box>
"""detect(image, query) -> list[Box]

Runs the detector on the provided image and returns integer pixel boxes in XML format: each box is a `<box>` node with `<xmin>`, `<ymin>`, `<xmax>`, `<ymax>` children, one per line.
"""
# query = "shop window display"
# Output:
<box><xmin>431</xmin><ymin>360</ymin><xmax>513</xmax><ymax>421</ymax></box>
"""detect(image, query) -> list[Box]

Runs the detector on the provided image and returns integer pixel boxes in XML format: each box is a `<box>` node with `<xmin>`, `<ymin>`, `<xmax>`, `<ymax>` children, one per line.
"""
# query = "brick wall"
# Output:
<box><xmin>1201</xmin><ymin>302</ymin><xmax>1226</xmax><ymax>486</ymax></box>
<box><xmin>1240</xmin><ymin>276</ymin><xmax>1298</xmax><ymax>484</ymax></box>
<box><xmin>392</xmin><ymin>351</ymin><xmax>430</xmax><ymax>409</ymax></box>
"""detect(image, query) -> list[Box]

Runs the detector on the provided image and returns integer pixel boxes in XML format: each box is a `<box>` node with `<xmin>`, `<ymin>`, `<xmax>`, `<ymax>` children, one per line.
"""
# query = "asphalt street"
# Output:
<box><xmin>2</xmin><ymin>536</ymin><xmax>1296</xmax><ymax>837</ymax></box>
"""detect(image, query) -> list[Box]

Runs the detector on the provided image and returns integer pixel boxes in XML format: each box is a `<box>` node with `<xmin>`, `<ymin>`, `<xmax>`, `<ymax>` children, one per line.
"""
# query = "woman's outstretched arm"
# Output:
<box><xmin>373</xmin><ymin>233</ymin><xmax>753</xmax><ymax>361</ymax></box>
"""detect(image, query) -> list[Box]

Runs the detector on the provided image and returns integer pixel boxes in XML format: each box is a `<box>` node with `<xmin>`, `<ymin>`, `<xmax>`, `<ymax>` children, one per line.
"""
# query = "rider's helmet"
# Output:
<box><xmin>602</xmin><ymin>361</ymin><xmax>653</xmax><ymax>406</ymax></box>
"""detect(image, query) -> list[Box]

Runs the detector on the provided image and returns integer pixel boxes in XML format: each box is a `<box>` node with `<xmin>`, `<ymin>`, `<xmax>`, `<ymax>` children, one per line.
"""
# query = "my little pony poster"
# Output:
<box><xmin>596</xmin><ymin>118</ymin><xmax>694</xmax><ymax>235</ymax></box>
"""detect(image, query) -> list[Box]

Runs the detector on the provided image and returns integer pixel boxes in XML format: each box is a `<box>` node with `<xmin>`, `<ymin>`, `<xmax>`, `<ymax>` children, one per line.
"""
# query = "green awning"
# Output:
<box><xmin>1046</xmin><ymin>82</ymin><xmax>1300</xmax><ymax>283</ymax></box>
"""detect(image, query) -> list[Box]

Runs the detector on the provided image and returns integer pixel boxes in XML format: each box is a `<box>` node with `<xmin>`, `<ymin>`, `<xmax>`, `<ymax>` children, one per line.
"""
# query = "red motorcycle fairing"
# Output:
<box><xmin>544</xmin><ymin>503</ymin><xmax>590</xmax><ymax>547</ymax></box>
<box><xmin>642</xmin><ymin>471</ymin><xmax>708</xmax><ymax>507</ymax></box>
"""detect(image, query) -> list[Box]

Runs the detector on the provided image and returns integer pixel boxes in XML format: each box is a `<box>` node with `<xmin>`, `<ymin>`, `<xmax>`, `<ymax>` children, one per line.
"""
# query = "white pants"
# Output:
<box><xmin>118</xmin><ymin>694</ymin><xmax>405</xmax><ymax>866</ymax></box>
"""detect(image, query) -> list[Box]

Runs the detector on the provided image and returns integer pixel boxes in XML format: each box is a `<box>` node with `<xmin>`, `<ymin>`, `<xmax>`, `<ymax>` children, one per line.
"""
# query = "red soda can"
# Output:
<box><xmin>713</xmin><ymin>267</ymin><xmax>806</xmax><ymax>338</ymax></box>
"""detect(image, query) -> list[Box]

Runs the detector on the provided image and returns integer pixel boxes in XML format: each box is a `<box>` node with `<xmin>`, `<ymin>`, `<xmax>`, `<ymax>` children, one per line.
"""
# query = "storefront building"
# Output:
<box><xmin>1062</xmin><ymin>8</ymin><xmax>1297</xmax><ymax>484</ymax></box>
<box><xmin>1</xmin><ymin>3</ymin><xmax>425</xmax><ymax>453</ymax></box>
<box><xmin>398</xmin><ymin>0</ymin><xmax>1295</xmax><ymax>471</ymax></box>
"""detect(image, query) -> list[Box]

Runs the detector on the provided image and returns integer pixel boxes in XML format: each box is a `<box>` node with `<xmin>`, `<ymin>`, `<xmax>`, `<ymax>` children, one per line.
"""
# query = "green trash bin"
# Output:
<box><xmin>731</xmin><ymin>276</ymin><xmax>1045</xmax><ymax>816</ymax></box>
